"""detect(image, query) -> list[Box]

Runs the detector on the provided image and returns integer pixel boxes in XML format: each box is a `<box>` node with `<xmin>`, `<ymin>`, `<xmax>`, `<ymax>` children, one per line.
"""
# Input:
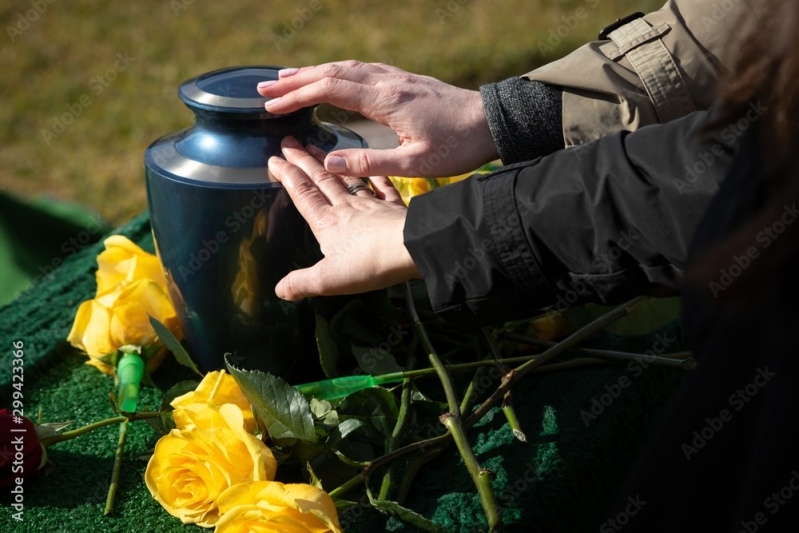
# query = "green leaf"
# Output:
<box><xmin>149</xmin><ymin>315</ymin><xmax>203</xmax><ymax>377</ymax></box>
<box><xmin>337</xmin><ymin>388</ymin><xmax>399</xmax><ymax>443</ymax></box>
<box><xmin>351</xmin><ymin>343</ymin><xmax>405</xmax><ymax>376</ymax></box>
<box><xmin>327</xmin><ymin>418</ymin><xmax>365</xmax><ymax>448</ymax></box>
<box><xmin>316</xmin><ymin>313</ymin><xmax>341</xmax><ymax>378</ymax></box>
<box><xmin>226</xmin><ymin>354</ymin><xmax>318</xmax><ymax>443</ymax></box>
<box><xmin>333</xmin><ymin>499</ymin><xmax>358</xmax><ymax>514</ymax></box>
<box><xmin>310</xmin><ymin>398</ymin><xmax>332</xmax><ymax>418</ymax></box>
<box><xmin>159</xmin><ymin>380</ymin><xmax>201</xmax><ymax>412</ymax></box>
<box><xmin>367</xmin><ymin>488</ymin><xmax>447</xmax><ymax>533</ymax></box>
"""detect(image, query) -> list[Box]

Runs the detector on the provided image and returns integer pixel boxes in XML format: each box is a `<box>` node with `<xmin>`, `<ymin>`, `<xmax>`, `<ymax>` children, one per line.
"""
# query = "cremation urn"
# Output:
<box><xmin>144</xmin><ymin>66</ymin><xmax>366</xmax><ymax>373</ymax></box>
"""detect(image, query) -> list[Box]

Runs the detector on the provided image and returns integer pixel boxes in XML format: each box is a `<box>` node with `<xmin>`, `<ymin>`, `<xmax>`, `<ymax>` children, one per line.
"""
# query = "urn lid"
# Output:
<box><xmin>178</xmin><ymin>65</ymin><xmax>280</xmax><ymax>114</ymax></box>
<box><xmin>145</xmin><ymin>66</ymin><xmax>366</xmax><ymax>188</ymax></box>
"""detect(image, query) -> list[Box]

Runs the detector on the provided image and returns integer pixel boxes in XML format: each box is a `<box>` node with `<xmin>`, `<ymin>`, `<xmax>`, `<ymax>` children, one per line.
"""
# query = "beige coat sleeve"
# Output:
<box><xmin>524</xmin><ymin>0</ymin><xmax>743</xmax><ymax>147</ymax></box>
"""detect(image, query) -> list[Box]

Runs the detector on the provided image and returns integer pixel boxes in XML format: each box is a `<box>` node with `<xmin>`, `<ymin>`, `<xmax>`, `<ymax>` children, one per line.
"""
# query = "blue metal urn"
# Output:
<box><xmin>144</xmin><ymin>66</ymin><xmax>366</xmax><ymax>374</ymax></box>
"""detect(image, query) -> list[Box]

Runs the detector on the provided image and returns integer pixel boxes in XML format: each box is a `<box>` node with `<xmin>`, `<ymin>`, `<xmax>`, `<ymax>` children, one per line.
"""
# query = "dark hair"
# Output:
<box><xmin>688</xmin><ymin>0</ymin><xmax>799</xmax><ymax>303</ymax></box>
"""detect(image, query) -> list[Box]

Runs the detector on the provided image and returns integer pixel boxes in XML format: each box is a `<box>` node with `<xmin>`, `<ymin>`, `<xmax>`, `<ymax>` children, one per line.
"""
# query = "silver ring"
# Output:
<box><xmin>346</xmin><ymin>182</ymin><xmax>374</xmax><ymax>195</ymax></box>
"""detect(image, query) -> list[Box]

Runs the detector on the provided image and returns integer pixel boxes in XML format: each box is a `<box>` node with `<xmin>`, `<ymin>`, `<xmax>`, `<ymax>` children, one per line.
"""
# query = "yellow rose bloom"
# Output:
<box><xmin>145</xmin><ymin>403</ymin><xmax>277</xmax><ymax>528</ymax></box>
<box><xmin>67</xmin><ymin>279</ymin><xmax>180</xmax><ymax>374</ymax></box>
<box><xmin>171</xmin><ymin>370</ymin><xmax>256</xmax><ymax>433</ymax></box>
<box><xmin>216</xmin><ymin>480</ymin><xmax>342</xmax><ymax>533</ymax></box>
<box><xmin>95</xmin><ymin>235</ymin><xmax>167</xmax><ymax>293</ymax></box>
<box><xmin>389</xmin><ymin>172</ymin><xmax>482</xmax><ymax>205</ymax></box>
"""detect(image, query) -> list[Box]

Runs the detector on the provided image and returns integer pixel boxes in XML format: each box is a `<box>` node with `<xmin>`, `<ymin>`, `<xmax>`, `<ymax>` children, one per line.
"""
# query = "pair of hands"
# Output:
<box><xmin>262</xmin><ymin>61</ymin><xmax>498</xmax><ymax>300</ymax></box>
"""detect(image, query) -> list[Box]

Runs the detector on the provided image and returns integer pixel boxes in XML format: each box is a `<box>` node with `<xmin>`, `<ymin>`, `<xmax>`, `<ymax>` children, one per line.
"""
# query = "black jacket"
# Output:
<box><xmin>404</xmin><ymin>107</ymin><xmax>744</xmax><ymax>323</ymax></box>
<box><xmin>404</xmin><ymin>104</ymin><xmax>799</xmax><ymax>531</ymax></box>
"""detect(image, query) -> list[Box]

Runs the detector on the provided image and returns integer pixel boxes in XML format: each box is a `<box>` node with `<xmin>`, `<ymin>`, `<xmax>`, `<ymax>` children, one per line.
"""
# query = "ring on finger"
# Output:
<box><xmin>346</xmin><ymin>182</ymin><xmax>374</xmax><ymax>196</ymax></box>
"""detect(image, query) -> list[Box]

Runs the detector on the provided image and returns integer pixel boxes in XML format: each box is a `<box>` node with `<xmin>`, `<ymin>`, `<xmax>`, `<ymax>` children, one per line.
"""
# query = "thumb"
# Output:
<box><xmin>275</xmin><ymin>266</ymin><xmax>325</xmax><ymax>301</ymax></box>
<box><xmin>325</xmin><ymin>146</ymin><xmax>424</xmax><ymax>177</ymax></box>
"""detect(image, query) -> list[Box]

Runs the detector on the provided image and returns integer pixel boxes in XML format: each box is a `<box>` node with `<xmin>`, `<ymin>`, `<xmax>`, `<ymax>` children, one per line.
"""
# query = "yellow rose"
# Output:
<box><xmin>389</xmin><ymin>172</ymin><xmax>482</xmax><ymax>205</ymax></box>
<box><xmin>145</xmin><ymin>403</ymin><xmax>277</xmax><ymax>528</ymax></box>
<box><xmin>67</xmin><ymin>279</ymin><xmax>180</xmax><ymax>374</ymax></box>
<box><xmin>216</xmin><ymin>481</ymin><xmax>342</xmax><ymax>533</ymax></box>
<box><xmin>171</xmin><ymin>370</ymin><xmax>256</xmax><ymax>433</ymax></box>
<box><xmin>96</xmin><ymin>235</ymin><xmax>167</xmax><ymax>293</ymax></box>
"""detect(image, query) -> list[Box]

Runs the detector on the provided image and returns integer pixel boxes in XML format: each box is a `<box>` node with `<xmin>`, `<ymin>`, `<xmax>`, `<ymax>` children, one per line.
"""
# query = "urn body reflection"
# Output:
<box><xmin>144</xmin><ymin>66</ymin><xmax>366</xmax><ymax>373</ymax></box>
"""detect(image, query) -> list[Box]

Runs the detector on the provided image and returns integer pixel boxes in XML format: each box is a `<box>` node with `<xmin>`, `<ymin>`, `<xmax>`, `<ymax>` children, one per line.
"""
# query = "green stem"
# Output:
<box><xmin>501</xmin><ymin>332</ymin><xmax>696</xmax><ymax>369</ymax></box>
<box><xmin>404</xmin><ymin>283</ymin><xmax>503</xmax><ymax>532</ymax></box>
<box><xmin>104</xmin><ymin>419</ymin><xmax>128</xmax><ymax>516</ymax></box>
<box><xmin>329</xmin><ymin>472</ymin><xmax>367</xmax><ymax>500</ymax></box>
<box><xmin>396</xmin><ymin>447</ymin><xmax>445</xmax><ymax>505</ymax></box>
<box><xmin>39</xmin><ymin>411</ymin><xmax>159</xmax><ymax>448</ymax></box>
<box><xmin>482</xmin><ymin>328</ymin><xmax>526</xmax><ymax>442</ymax></box>
<box><xmin>465</xmin><ymin>297</ymin><xmax>647</xmax><ymax>429</ymax></box>
<box><xmin>379</xmin><ymin>355</ymin><xmax>415</xmax><ymax>501</ymax></box>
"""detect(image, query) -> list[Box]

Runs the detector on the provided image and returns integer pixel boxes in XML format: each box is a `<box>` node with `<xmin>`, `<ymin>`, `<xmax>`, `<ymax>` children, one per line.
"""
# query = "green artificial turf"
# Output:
<box><xmin>1</xmin><ymin>213</ymin><xmax>688</xmax><ymax>532</ymax></box>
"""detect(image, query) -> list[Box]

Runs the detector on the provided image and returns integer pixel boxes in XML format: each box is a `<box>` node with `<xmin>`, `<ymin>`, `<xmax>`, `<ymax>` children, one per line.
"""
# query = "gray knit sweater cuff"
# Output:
<box><xmin>480</xmin><ymin>77</ymin><xmax>563</xmax><ymax>164</ymax></box>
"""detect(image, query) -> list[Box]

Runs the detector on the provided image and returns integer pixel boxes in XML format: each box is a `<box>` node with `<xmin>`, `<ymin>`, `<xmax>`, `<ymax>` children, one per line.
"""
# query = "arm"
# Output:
<box><xmin>516</xmin><ymin>0</ymin><xmax>739</xmax><ymax>149</ymax></box>
<box><xmin>403</xmin><ymin>107</ymin><xmax>742</xmax><ymax>324</ymax></box>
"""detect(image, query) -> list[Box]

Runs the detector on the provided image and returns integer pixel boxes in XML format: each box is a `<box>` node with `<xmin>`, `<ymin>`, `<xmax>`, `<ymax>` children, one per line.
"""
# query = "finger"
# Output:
<box><xmin>281</xmin><ymin>137</ymin><xmax>350</xmax><ymax>202</ymax></box>
<box><xmin>369</xmin><ymin>176</ymin><xmax>404</xmax><ymax>204</ymax></box>
<box><xmin>267</xmin><ymin>156</ymin><xmax>331</xmax><ymax>224</ymax></box>
<box><xmin>257</xmin><ymin>60</ymin><xmax>387</xmax><ymax>97</ymax></box>
<box><xmin>324</xmin><ymin>145</ymin><xmax>426</xmax><ymax>177</ymax></box>
<box><xmin>305</xmin><ymin>143</ymin><xmax>328</xmax><ymax>164</ymax></box>
<box><xmin>368</xmin><ymin>62</ymin><xmax>406</xmax><ymax>74</ymax></box>
<box><xmin>265</xmin><ymin>78</ymin><xmax>378</xmax><ymax>115</ymax></box>
<box><xmin>341</xmin><ymin>177</ymin><xmax>375</xmax><ymax>198</ymax></box>
<box><xmin>275</xmin><ymin>265</ymin><xmax>325</xmax><ymax>301</ymax></box>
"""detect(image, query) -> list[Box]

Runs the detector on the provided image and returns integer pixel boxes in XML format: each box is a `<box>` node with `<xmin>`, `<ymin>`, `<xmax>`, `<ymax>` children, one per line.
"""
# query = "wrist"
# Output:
<box><xmin>463</xmin><ymin>89</ymin><xmax>500</xmax><ymax>165</ymax></box>
<box><xmin>387</xmin><ymin>210</ymin><xmax>422</xmax><ymax>283</ymax></box>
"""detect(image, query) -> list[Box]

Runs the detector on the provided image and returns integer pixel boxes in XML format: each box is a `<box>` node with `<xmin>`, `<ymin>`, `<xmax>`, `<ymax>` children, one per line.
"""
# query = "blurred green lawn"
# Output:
<box><xmin>0</xmin><ymin>0</ymin><xmax>660</xmax><ymax>225</ymax></box>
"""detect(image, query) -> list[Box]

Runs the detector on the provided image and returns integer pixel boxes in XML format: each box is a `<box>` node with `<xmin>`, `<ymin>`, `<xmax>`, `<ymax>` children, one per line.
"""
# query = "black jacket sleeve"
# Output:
<box><xmin>403</xmin><ymin>107</ymin><xmax>742</xmax><ymax>325</ymax></box>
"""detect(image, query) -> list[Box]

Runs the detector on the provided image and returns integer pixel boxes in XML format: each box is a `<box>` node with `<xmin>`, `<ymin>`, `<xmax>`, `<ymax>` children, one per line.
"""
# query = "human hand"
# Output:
<box><xmin>268</xmin><ymin>136</ymin><xmax>422</xmax><ymax>301</ymax></box>
<box><xmin>258</xmin><ymin>61</ymin><xmax>499</xmax><ymax>178</ymax></box>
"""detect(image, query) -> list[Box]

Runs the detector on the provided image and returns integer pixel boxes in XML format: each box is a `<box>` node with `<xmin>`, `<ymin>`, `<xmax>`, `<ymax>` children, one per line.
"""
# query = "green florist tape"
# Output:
<box><xmin>294</xmin><ymin>373</ymin><xmax>405</xmax><ymax>401</ymax></box>
<box><xmin>117</xmin><ymin>354</ymin><xmax>145</xmax><ymax>413</ymax></box>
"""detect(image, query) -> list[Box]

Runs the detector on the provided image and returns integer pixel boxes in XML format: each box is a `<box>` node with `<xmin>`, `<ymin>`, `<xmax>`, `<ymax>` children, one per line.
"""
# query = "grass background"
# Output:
<box><xmin>0</xmin><ymin>0</ymin><xmax>661</xmax><ymax>226</ymax></box>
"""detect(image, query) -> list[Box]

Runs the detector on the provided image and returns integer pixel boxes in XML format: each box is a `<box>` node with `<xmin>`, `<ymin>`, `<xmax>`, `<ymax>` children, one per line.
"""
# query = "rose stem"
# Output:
<box><xmin>404</xmin><ymin>283</ymin><xmax>504</xmax><ymax>532</ymax></box>
<box><xmin>500</xmin><ymin>332</ymin><xmax>696</xmax><ymax>369</ymax></box>
<box><xmin>378</xmin><ymin>350</ymin><xmax>416</xmax><ymax>501</ymax></box>
<box><xmin>104</xmin><ymin>419</ymin><xmax>128</xmax><ymax>515</ymax></box>
<box><xmin>482</xmin><ymin>327</ymin><xmax>526</xmax><ymax>442</ymax></box>
<box><xmin>39</xmin><ymin>412</ymin><xmax>159</xmax><ymax>447</ymax></box>
<box><xmin>464</xmin><ymin>296</ymin><xmax>648</xmax><ymax>430</ymax></box>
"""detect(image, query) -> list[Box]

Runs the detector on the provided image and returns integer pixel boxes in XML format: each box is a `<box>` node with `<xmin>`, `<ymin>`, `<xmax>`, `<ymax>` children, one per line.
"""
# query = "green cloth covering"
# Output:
<box><xmin>0</xmin><ymin>213</ymin><xmax>687</xmax><ymax>532</ymax></box>
<box><xmin>0</xmin><ymin>192</ymin><xmax>111</xmax><ymax>307</ymax></box>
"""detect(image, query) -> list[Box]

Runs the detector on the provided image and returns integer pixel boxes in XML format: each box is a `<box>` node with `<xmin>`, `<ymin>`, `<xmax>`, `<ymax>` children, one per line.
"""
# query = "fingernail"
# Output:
<box><xmin>278</xmin><ymin>67</ymin><xmax>299</xmax><ymax>77</ymax></box>
<box><xmin>306</xmin><ymin>144</ymin><xmax>325</xmax><ymax>155</ymax></box>
<box><xmin>265</xmin><ymin>97</ymin><xmax>282</xmax><ymax>107</ymax></box>
<box><xmin>282</xmin><ymin>136</ymin><xmax>300</xmax><ymax>148</ymax></box>
<box><xmin>326</xmin><ymin>156</ymin><xmax>347</xmax><ymax>173</ymax></box>
<box><xmin>257</xmin><ymin>80</ymin><xmax>277</xmax><ymax>88</ymax></box>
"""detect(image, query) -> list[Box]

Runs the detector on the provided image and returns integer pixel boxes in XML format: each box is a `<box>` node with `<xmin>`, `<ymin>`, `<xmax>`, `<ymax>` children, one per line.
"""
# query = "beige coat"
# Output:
<box><xmin>525</xmin><ymin>0</ymin><xmax>744</xmax><ymax>147</ymax></box>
